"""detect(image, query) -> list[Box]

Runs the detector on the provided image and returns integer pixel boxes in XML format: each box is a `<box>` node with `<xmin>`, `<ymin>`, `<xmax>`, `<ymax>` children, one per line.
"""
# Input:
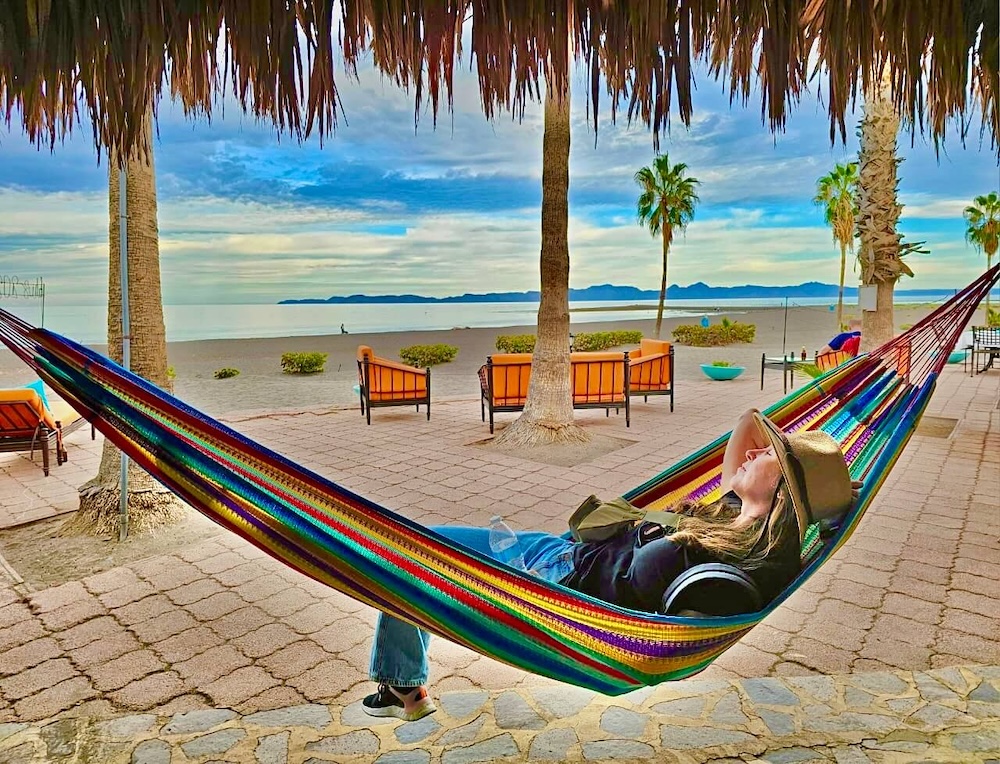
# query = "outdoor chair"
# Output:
<box><xmin>628</xmin><ymin>339</ymin><xmax>675</xmax><ymax>411</ymax></box>
<box><xmin>970</xmin><ymin>326</ymin><xmax>1000</xmax><ymax>375</ymax></box>
<box><xmin>0</xmin><ymin>384</ymin><xmax>94</xmax><ymax>475</ymax></box>
<box><xmin>356</xmin><ymin>346</ymin><xmax>430</xmax><ymax>425</ymax></box>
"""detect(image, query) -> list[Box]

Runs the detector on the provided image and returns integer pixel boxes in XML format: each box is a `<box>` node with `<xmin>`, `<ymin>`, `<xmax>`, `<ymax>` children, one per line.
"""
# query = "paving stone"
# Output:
<box><xmin>109</xmin><ymin>672</ymin><xmax>185</xmax><ymax>711</ymax></box>
<box><xmin>529</xmin><ymin>686</ymin><xmax>594</xmax><ymax>719</ymax></box>
<box><xmin>130</xmin><ymin>739</ymin><xmax>171</xmax><ymax>764</ymax></box>
<box><xmin>914</xmin><ymin>672</ymin><xmax>961</xmax><ymax>701</ymax></box>
<box><xmin>582</xmin><ymin>740</ymin><xmax>655</xmax><ymax>760</ymax></box>
<box><xmin>848</xmin><ymin>673</ymin><xmax>909</xmax><ymax>696</ymax></box>
<box><xmin>174</xmin><ymin>643</ymin><xmax>250</xmax><ymax>685</ymax></box>
<box><xmin>758</xmin><ymin>709</ymin><xmax>796</xmax><ymax>736</ymax></box>
<box><xmin>971</xmin><ymin>681</ymin><xmax>1000</xmax><ymax>703</ymax></box>
<box><xmin>439</xmin><ymin>691</ymin><xmax>490</xmax><ymax>719</ymax></box>
<box><xmin>179</xmin><ymin>728</ymin><xmax>246</xmax><ymax>758</ymax></box>
<box><xmin>243</xmin><ymin>704</ymin><xmax>332</xmax><ymax>729</ymax></box>
<box><xmin>0</xmin><ymin>741</ymin><xmax>39</xmax><ymax>764</ymax></box>
<box><xmin>1</xmin><ymin>658</ymin><xmax>77</xmax><ymax>701</ymax></box>
<box><xmin>202</xmin><ymin>666</ymin><xmax>278</xmax><ymax>706</ymax></box>
<box><xmin>659</xmin><ymin>725</ymin><xmax>756</xmax><ymax>750</ymax></box>
<box><xmin>95</xmin><ymin>714</ymin><xmax>158</xmax><ymax>741</ymax></box>
<box><xmin>55</xmin><ymin>616</ymin><xmax>120</xmax><ymax>651</ymax></box>
<box><xmin>394</xmin><ymin>714</ymin><xmax>441</xmax><ymax>744</ymax></box>
<box><xmin>341</xmin><ymin>700</ymin><xmax>397</xmax><ymax>727</ymax></box>
<box><xmin>741</xmin><ymin>677</ymin><xmax>801</xmax><ymax>706</ymax></box>
<box><xmin>599</xmin><ymin>706</ymin><xmax>648</xmax><ymax>737</ymax></box>
<box><xmin>441</xmin><ymin>733</ymin><xmax>519</xmax><ymax>764</ymax></box>
<box><xmin>759</xmin><ymin>747</ymin><xmax>821</xmax><ymax>763</ymax></box>
<box><xmin>844</xmin><ymin>687</ymin><xmax>878</xmax><ymax>709</ymax></box>
<box><xmin>257</xmin><ymin>640</ymin><xmax>329</xmax><ymax>680</ymax></box>
<box><xmin>88</xmin><ymin>650</ymin><xmax>163</xmax><ymax>692</ymax></box>
<box><xmin>528</xmin><ymin>727</ymin><xmax>576</xmax><ymax>760</ymax></box>
<box><xmin>650</xmin><ymin>696</ymin><xmax>706</xmax><ymax>718</ymax></box>
<box><xmin>14</xmin><ymin>677</ymin><xmax>96</xmax><ymax>721</ymax></box>
<box><xmin>0</xmin><ymin>724</ymin><xmax>27</xmax><ymax>743</ymax></box>
<box><xmin>831</xmin><ymin>747</ymin><xmax>872</xmax><ymax>764</ymax></box>
<box><xmin>375</xmin><ymin>752</ymin><xmax>431</xmax><ymax>764</ymax></box>
<box><xmin>152</xmin><ymin>626</ymin><xmax>220</xmax><ymax>663</ymax></box>
<box><xmin>38</xmin><ymin>719</ymin><xmax>78</xmax><ymax>759</ymax></box>
<box><xmin>710</xmin><ymin>691</ymin><xmax>749</xmax><ymax>725</ymax></box>
<box><xmin>493</xmin><ymin>690</ymin><xmax>545</xmax><ymax>730</ymax></box>
<box><xmin>71</xmin><ymin>631</ymin><xmax>141</xmax><ymax>669</ymax></box>
<box><xmin>163</xmin><ymin>709</ymin><xmax>238</xmax><ymax>735</ymax></box>
<box><xmin>909</xmin><ymin>702</ymin><xmax>979</xmax><ymax>730</ymax></box>
<box><xmin>802</xmin><ymin>711</ymin><xmax>900</xmax><ymax>735</ymax></box>
<box><xmin>0</xmin><ymin>638</ymin><xmax>60</xmax><ymax>676</ymax></box>
<box><xmin>439</xmin><ymin>716</ymin><xmax>486</xmax><ymax>746</ymax></box>
<box><xmin>255</xmin><ymin>732</ymin><xmax>289</xmax><ymax>764</ymax></box>
<box><xmin>306</xmin><ymin>729</ymin><xmax>379</xmax><ymax>756</ymax></box>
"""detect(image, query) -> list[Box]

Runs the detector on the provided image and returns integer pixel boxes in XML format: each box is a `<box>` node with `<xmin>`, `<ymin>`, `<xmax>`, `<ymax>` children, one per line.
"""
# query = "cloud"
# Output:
<box><xmin>0</xmin><ymin>57</ymin><xmax>994</xmax><ymax>309</ymax></box>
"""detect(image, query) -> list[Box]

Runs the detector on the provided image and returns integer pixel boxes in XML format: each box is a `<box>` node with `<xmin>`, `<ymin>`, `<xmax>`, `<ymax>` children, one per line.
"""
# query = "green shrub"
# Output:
<box><xmin>495</xmin><ymin>330</ymin><xmax>643</xmax><ymax>353</ymax></box>
<box><xmin>572</xmin><ymin>330</ymin><xmax>643</xmax><ymax>351</ymax></box>
<box><xmin>988</xmin><ymin>307</ymin><xmax>1000</xmax><ymax>328</ymax></box>
<box><xmin>166</xmin><ymin>366</ymin><xmax>176</xmax><ymax>380</ymax></box>
<box><xmin>710</xmin><ymin>361</ymin><xmax>735</xmax><ymax>367</ymax></box>
<box><xmin>214</xmin><ymin>367</ymin><xmax>240</xmax><ymax>379</ymax></box>
<box><xmin>495</xmin><ymin>334</ymin><xmax>537</xmax><ymax>353</ymax></box>
<box><xmin>672</xmin><ymin>319</ymin><xmax>756</xmax><ymax>347</ymax></box>
<box><xmin>399</xmin><ymin>344</ymin><xmax>458</xmax><ymax>367</ymax></box>
<box><xmin>280</xmin><ymin>352</ymin><xmax>328</xmax><ymax>374</ymax></box>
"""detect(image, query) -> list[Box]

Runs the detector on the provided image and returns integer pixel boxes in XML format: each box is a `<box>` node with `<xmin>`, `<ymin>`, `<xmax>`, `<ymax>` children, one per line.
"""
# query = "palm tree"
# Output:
<box><xmin>814</xmin><ymin>162</ymin><xmax>859</xmax><ymax>330</ymax></box>
<box><xmin>64</xmin><ymin>110</ymin><xmax>183</xmax><ymax>537</ymax></box>
<box><xmin>964</xmin><ymin>191</ymin><xmax>1000</xmax><ymax>315</ymax></box>
<box><xmin>493</xmin><ymin>69</ymin><xmax>589</xmax><ymax>447</ymax></box>
<box><xmin>635</xmin><ymin>155</ymin><xmax>700</xmax><ymax>338</ymax></box>
<box><xmin>855</xmin><ymin>79</ymin><xmax>911</xmax><ymax>351</ymax></box>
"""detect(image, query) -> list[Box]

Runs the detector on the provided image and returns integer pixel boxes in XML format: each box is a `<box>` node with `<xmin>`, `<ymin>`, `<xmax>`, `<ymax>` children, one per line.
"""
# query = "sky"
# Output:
<box><xmin>0</xmin><ymin>55</ymin><xmax>996</xmax><ymax>306</ymax></box>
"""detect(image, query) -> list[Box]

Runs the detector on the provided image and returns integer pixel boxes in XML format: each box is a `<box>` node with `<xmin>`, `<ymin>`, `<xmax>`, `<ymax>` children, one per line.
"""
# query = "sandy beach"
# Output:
<box><xmin>0</xmin><ymin>304</ymin><xmax>946</xmax><ymax>418</ymax></box>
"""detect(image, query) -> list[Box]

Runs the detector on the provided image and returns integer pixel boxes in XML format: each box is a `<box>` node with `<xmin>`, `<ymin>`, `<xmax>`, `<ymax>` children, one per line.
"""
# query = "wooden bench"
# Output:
<box><xmin>356</xmin><ymin>346</ymin><xmax>430</xmax><ymax>425</ymax></box>
<box><xmin>479</xmin><ymin>351</ymin><xmax>630</xmax><ymax>433</ymax></box>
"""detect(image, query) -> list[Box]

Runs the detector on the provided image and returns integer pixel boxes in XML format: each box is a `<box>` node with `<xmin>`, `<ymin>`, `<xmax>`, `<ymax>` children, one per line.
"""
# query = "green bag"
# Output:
<box><xmin>568</xmin><ymin>494</ymin><xmax>685</xmax><ymax>542</ymax></box>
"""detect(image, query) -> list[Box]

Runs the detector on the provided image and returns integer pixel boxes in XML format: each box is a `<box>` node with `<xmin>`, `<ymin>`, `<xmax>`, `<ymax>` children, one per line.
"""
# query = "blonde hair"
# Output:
<box><xmin>668</xmin><ymin>485</ymin><xmax>797</xmax><ymax>570</ymax></box>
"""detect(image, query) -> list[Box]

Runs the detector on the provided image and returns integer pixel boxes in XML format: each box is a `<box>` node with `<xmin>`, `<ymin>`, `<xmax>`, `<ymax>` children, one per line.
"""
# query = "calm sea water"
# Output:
<box><xmin>1</xmin><ymin>296</ymin><xmax>956</xmax><ymax>344</ymax></box>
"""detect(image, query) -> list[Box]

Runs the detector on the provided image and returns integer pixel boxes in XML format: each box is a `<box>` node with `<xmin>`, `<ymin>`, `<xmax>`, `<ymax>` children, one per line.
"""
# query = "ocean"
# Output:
<box><xmin>0</xmin><ymin>295</ymin><xmax>958</xmax><ymax>344</ymax></box>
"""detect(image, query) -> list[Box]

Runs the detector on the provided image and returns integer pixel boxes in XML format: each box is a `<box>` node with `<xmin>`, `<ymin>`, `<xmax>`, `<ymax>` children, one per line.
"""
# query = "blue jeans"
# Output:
<box><xmin>369</xmin><ymin>525</ymin><xmax>576</xmax><ymax>687</ymax></box>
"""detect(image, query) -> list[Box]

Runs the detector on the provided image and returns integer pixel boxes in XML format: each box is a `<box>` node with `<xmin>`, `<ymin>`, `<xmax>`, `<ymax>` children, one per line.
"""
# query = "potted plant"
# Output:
<box><xmin>700</xmin><ymin>360</ymin><xmax>746</xmax><ymax>381</ymax></box>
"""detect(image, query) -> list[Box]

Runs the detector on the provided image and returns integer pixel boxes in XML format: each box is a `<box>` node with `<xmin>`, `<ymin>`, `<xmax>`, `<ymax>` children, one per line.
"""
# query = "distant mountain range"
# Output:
<box><xmin>279</xmin><ymin>282</ymin><xmax>959</xmax><ymax>304</ymax></box>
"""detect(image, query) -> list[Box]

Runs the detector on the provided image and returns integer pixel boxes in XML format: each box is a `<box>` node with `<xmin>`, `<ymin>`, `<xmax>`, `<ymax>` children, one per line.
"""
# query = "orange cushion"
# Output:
<box><xmin>0</xmin><ymin>389</ymin><xmax>58</xmax><ymax>432</ymax></box>
<box><xmin>630</xmin><ymin>352</ymin><xmax>672</xmax><ymax>391</ymax></box>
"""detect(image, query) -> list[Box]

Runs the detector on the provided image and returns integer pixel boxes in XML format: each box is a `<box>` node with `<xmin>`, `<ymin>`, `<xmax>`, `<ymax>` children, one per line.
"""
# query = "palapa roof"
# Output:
<box><xmin>1</xmin><ymin>1</ymin><xmax>997</xmax><ymax>160</ymax></box>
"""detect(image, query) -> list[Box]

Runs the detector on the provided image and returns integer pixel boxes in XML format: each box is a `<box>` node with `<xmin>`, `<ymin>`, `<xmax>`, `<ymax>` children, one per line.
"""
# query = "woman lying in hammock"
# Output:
<box><xmin>363</xmin><ymin>408</ymin><xmax>855</xmax><ymax>722</ymax></box>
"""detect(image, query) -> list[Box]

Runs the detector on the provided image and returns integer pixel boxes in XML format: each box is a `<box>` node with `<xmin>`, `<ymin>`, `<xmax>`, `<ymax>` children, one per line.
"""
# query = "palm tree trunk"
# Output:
<box><xmin>65</xmin><ymin>110</ymin><xmax>184</xmax><ymax>537</ymax></box>
<box><xmin>494</xmin><ymin>79</ymin><xmax>588</xmax><ymax>447</ymax></box>
<box><xmin>655</xmin><ymin>227</ymin><xmax>670</xmax><ymax>338</ymax></box>
<box><xmin>987</xmin><ymin>251</ymin><xmax>995</xmax><ymax>316</ymax></box>
<box><xmin>837</xmin><ymin>240</ymin><xmax>847</xmax><ymax>330</ymax></box>
<box><xmin>856</xmin><ymin>79</ymin><xmax>903</xmax><ymax>352</ymax></box>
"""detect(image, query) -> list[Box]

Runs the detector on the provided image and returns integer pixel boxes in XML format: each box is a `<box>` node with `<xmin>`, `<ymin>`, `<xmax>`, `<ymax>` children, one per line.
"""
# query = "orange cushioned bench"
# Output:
<box><xmin>0</xmin><ymin>387</ymin><xmax>95</xmax><ymax>475</ymax></box>
<box><xmin>478</xmin><ymin>351</ymin><xmax>630</xmax><ymax>433</ymax></box>
<box><xmin>627</xmin><ymin>339</ymin><xmax>675</xmax><ymax>411</ymax></box>
<box><xmin>356</xmin><ymin>346</ymin><xmax>430</xmax><ymax>425</ymax></box>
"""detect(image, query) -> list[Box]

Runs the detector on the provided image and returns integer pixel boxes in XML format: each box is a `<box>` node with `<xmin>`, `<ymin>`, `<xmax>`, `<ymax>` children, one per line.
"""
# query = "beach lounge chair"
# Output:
<box><xmin>356</xmin><ymin>346</ymin><xmax>430</xmax><ymax>425</ymax></box>
<box><xmin>970</xmin><ymin>326</ymin><xmax>1000</xmax><ymax>374</ymax></box>
<box><xmin>0</xmin><ymin>383</ymin><xmax>94</xmax><ymax>475</ymax></box>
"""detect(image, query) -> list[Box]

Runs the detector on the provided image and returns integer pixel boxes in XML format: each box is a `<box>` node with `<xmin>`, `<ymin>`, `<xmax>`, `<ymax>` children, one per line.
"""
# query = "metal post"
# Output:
<box><xmin>118</xmin><ymin>166</ymin><xmax>131</xmax><ymax>541</ymax></box>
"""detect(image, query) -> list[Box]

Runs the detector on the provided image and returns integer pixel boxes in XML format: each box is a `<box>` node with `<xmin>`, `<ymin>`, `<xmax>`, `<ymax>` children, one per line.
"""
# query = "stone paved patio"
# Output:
<box><xmin>0</xmin><ymin>362</ymin><xmax>997</xmax><ymax>761</ymax></box>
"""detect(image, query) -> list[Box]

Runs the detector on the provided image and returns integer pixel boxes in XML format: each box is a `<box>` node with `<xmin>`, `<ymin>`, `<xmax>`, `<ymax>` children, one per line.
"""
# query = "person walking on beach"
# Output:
<box><xmin>361</xmin><ymin>408</ymin><xmax>857</xmax><ymax>722</ymax></box>
<box><xmin>340</xmin><ymin>323</ymin><xmax>349</xmax><ymax>334</ymax></box>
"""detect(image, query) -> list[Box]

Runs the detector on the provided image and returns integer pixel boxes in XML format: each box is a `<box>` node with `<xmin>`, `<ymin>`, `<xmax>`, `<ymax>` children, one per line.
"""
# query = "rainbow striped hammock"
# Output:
<box><xmin>0</xmin><ymin>266</ymin><xmax>996</xmax><ymax>695</ymax></box>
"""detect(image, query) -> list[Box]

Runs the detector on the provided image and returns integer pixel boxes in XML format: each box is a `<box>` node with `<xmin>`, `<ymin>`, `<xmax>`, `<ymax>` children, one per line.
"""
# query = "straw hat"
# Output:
<box><xmin>752</xmin><ymin>412</ymin><xmax>852</xmax><ymax>542</ymax></box>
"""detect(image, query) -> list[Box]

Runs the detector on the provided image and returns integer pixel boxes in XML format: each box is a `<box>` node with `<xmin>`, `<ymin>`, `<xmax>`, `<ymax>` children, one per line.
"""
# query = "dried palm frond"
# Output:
<box><xmin>1</xmin><ymin>1</ymin><xmax>996</xmax><ymax>160</ymax></box>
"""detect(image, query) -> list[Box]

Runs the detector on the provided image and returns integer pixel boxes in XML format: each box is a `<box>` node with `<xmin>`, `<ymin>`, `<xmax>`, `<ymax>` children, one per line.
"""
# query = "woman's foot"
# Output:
<box><xmin>362</xmin><ymin>683</ymin><xmax>437</xmax><ymax>721</ymax></box>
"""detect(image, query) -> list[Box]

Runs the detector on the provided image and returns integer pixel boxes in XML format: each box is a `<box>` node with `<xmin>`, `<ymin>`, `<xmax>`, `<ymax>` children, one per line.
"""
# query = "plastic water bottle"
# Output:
<box><xmin>489</xmin><ymin>515</ymin><xmax>526</xmax><ymax>571</ymax></box>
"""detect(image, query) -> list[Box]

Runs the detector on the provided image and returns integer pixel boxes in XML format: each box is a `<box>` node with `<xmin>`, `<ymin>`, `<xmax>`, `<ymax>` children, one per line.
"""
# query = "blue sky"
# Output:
<box><xmin>0</xmin><ymin>58</ymin><xmax>996</xmax><ymax>306</ymax></box>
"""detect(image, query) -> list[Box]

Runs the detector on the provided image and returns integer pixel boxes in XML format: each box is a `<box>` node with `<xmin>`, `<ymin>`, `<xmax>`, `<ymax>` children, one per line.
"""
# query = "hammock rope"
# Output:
<box><xmin>1</xmin><ymin>265</ymin><xmax>996</xmax><ymax>694</ymax></box>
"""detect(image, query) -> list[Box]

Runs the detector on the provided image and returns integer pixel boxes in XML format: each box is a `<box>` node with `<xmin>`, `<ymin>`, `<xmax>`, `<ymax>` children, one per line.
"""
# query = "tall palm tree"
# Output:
<box><xmin>855</xmin><ymin>79</ymin><xmax>911</xmax><ymax>351</ymax></box>
<box><xmin>635</xmin><ymin>155</ymin><xmax>700</xmax><ymax>338</ymax></box>
<box><xmin>814</xmin><ymin>162</ymin><xmax>859</xmax><ymax>330</ymax></box>
<box><xmin>964</xmin><ymin>191</ymin><xmax>1000</xmax><ymax>315</ymax></box>
<box><xmin>64</xmin><ymin>110</ymin><xmax>183</xmax><ymax>537</ymax></box>
<box><xmin>493</xmin><ymin>71</ymin><xmax>588</xmax><ymax>447</ymax></box>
